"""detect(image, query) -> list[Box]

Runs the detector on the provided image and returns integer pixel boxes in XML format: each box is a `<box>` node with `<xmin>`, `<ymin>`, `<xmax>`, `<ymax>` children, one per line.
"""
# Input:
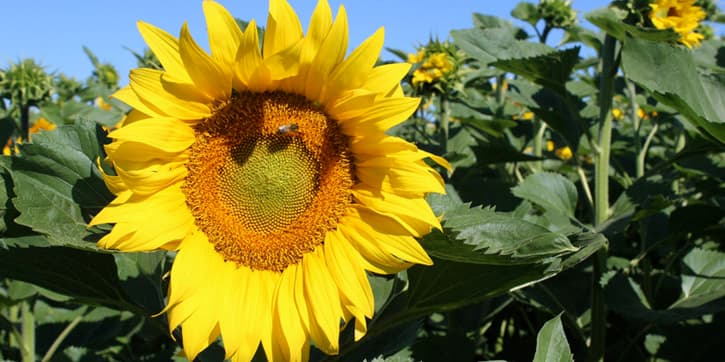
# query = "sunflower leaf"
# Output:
<box><xmin>533</xmin><ymin>314</ymin><xmax>574</xmax><ymax>362</ymax></box>
<box><xmin>10</xmin><ymin>120</ymin><xmax>114</xmax><ymax>250</ymax></box>
<box><xmin>585</xmin><ymin>7</ymin><xmax>679</xmax><ymax>43</ymax></box>
<box><xmin>0</xmin><ymin>245</ymin><xmax>137</xmax><ymax>311</ymax></box>
<box><xmin>512</xmin><ymin>171</ymin><xmax>578</xmax><ymax>218</ymax></box>
<box><xmin>451</xmin><ymin>28</ymin><xmax>552</xmax><ymax>66</ymax></box>
<box><xmin>621</xmin><ymin>37</ymin><xmax>725</xmax><ymax>143</ymax></box>
<box><xmin>670</xmin><ymin>248</ymin><xmax>725</xmax><ymax>309</ymax></box>
<box><xmin>423</xmin><ymin>194</ymin><xmax>578</xmax><ymax>265</ymax></box>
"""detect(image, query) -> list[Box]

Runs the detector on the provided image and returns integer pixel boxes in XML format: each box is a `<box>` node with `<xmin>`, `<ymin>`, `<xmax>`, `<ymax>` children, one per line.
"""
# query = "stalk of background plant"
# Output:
<box><xmin>20</xmin><ymin>301</ymin><xmax>34</xmax><ymax>362</ymax></box>
<box><xmin>533</xmin><ymin>121</ymin><xmax>546</xmax><ymax>171</ymax></box>
<box><xmin>590</xmin><ymin>34</ymin><xmax>617</xmax><ymax>362</ymax></box>
<box><xmin>626</xmin><ymin>80</ymin><xmax>644</xmax><ymax>178</ymax></box>
<box><xmin>439</xmin><ymin>93</ymin><xmax>450</xmax><ymax>155</ymax></box>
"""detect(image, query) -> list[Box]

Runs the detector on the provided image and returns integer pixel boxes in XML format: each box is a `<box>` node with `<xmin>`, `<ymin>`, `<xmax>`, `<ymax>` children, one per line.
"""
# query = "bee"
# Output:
<box><xmin>277</xmin><ymin>123</ymin><xmax>299</xmax><ymax>135</ymax></box>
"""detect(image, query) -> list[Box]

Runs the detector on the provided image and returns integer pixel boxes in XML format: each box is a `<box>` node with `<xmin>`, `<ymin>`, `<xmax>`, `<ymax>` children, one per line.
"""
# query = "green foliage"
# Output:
<box><xmin>621</xmin><ymin>37</ymin><xmax>725</xmax><ymax>142</ymax></box>
<box><xmin>10</xmin><ymin>121</ymin><xmax>113</xmax><ymax>249</ymax></box>
<box><xmin>533</xmin><ymin>314</ymin><xmax>574</xmax><ymax>362</ymax></box>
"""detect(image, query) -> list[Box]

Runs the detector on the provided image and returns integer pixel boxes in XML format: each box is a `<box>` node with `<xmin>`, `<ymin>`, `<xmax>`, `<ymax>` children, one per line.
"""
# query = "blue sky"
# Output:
<box><xmin>0</xmin><ymin>0</ymin><xmax>684</xmax><ymax>84</ymax></box>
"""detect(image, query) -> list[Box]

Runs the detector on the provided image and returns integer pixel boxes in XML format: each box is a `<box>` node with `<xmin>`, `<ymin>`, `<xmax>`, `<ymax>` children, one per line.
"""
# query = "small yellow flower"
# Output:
<box><xmin>611</xmin><ymin>108</ymin><xmax>624</xmax><ymax>120</ymax></box>
<box><xmin>29</xmin><ymin>117</ymin><xmax>57</xmax><ymax>133</ymax></box>
<box><xmin>555</xmin><ymin>146</ymin><xmax>573</xmax><ymax>160</ymax></box>
<box><xmin>407</xmin><ymin>49</ymin><xmax>425</xmax><ymax>64</ymax></box>
<box><xmin>95</xmin><ymin>96</ymin><xmax>113</xmax><ymax>111</ymax></box>
<box><xmin>411</xmin><ymin>52</ymin><xmax>454</xmax><ymax>87</ymax></box>
<box><xmin>3</xmin><ymin>118</ymin><xmax>57</xmax><ymax>155</ymax></box>
<box><xmin>637</xmin><ymin>108</ymin><xmax>651</xmax><ymax>120</ymax></box>
<box><xmin>546</xmin><ymin>140</ymin><xmax>555</xmax><ymax>152</ymax></box>
<box><xmin>650</xmin><ymin>0</ymin><xmax>706</xmax><ymax>48</ymax></box>
<box><xmin>523</xmin><ymin>146</ymin><xmax>534</xmax><ymax>154</ymax></box>
<box><xmin>521</xmin><ymin>111</ymin><xmax>534</xmax><ymax>120</ymax></box>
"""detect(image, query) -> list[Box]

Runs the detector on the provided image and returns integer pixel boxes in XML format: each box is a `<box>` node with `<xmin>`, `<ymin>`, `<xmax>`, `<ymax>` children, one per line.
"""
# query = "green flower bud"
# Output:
<box><xmin>0</xmin><ymin>59</ymin><xmax>53</xmax><ymax>109</ymax></box>
<box><xmin>539</xmin><ymin>0</ymin><xmax>577</xmax><ymax>29</ymax></box>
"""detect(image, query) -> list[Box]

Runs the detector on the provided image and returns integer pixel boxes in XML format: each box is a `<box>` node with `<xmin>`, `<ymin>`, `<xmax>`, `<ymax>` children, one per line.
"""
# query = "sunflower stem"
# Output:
<box><xmin>20</xmin><ymin>105</ymin><xmax>30</xmax><ymax>144</ymax></box>
<box><xmin>626</xmin><ymin>80</ymin><xmax>644</xmax><ymax>178</ymax></box>
<box><xmin>533</xmin><ymin>120</ymin><xmax>545</xmax><ymax>171</ymax></box>
<box><xmin>439</xmin><ymin>93</ymin><xmax>450</xmax><ymax>155</ymax></box>
<box><xmin>20</xmin><ymin>301</ymin><xmax>35</xmax><ymax>362</ymax></box>
<box><xmin>41</xmin><ymin>308</ymin><xmax>86</xmax><ymax>362</ymax></box>
<box><xmin>589</xmin><ymin>34</ymin><xmax>617</xmax><ymax>362</ymax></box>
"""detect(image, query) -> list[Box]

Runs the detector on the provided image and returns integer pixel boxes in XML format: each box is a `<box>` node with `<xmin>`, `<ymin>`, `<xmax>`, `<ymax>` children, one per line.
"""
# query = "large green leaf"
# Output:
<box><xmin>533</xmin><ymin>314</ymin><xmax>574</xmax><ymax>362</ymax></box>
<box><xmin>671</xmin><ymin>248</ymin><xmax>725</xmax><ymax>309</ymax></box>
<box><xmin>605</xmin><ymin>273</ymin><xmax>725</xmax><ymax>324</ymax></box>
<box><xmin>422</xmin><ymin>194</ymin><xmax>577</xmax><ymax>265</ymax></box>
<box><xmin>115</xmin><ymin>251</ymin><xmax>167</xmax><ymax>313</ymax></box>
<box><xmin>492</xmin><ymin>47</ymin><xmax>580</xmax><ymax>94</ymax></box>
<box><xmin>585</xmin><ymin>7</ymin><xmax>679</xmax><ymax>43</ymax></box>
<box><xmin>10</xmin><ymin>120</ymin><xmax>114</xmax><ymax>249</ymax></box>
<box><xmin>512</xmin><ymin>171</ymin><xmax>578</xmax><ymax>218</ymax></box>
<box><xmin>621</xmin><ymin>37</ymin><xmax>725</xmax><ymax>142</ymax></box>
<box><xmin>0</xmin><ymin>245</ymin><xmax>137</xmax><ymax>312</ymax></box>
<box><xmin>452</xmin><ymin>28</ymin><xmax>552</xmax><ymax>66</ymax></box>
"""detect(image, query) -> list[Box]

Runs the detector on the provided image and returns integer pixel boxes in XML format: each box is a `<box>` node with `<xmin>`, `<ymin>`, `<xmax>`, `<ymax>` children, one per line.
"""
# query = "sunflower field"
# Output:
<box><xmin>0</xmin><ymin>0</ymin><xmax>723</xmax><ymax>361</ymax></box>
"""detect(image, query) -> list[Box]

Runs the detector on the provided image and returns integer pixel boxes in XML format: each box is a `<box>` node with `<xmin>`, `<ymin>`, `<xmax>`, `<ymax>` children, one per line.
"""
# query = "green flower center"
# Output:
<box><xmin>218</xmin><ymin>137</ymin><xmax>319</xmax><ymax>233</ymax></box>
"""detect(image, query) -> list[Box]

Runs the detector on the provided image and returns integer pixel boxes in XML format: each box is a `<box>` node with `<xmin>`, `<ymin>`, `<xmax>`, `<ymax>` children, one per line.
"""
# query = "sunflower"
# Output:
<box><xmin>89</xmin><ymin>0</ymin><xmax>448</xmax><ymax>361</ymax></box>
<box><xmin>649</xmin><ymin>0</ymin><xmax>706</xmax><ymax>48</ymax></box>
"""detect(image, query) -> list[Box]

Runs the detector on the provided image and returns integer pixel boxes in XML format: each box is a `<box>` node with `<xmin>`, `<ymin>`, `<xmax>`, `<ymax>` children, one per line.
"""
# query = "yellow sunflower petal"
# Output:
<box><xmin>323</xmin><ymin>27</ymin><xmax>384</xmax><ymax>103</ymax></box>
<box><xmin>137</xmin><ymin>21</ymin><xmax>192</xmax><ymax>82</ymax></box>
<box><xmin>362</xmin><ymin>63</ymin><xmax>411</xmax><ymax>95</ymax></box>
<box><xmin>264</xmin><ymin>0</ymin><xmax>303</xmax><ymax>58</ymax></box>
<box><xmin>347</xmin><ymin>206</ymin><xmax>434</xmax><ymax>266</ymax></box>
<box><xmin>203</xmin><ymin>0</ymin><xmax>242</xmax><ymax>71</ymax></box>
<box><xmin>235</xmin><ymin>20</ymin><xmax>264</xmax><ymax>89</ymax></box>
<box><xmin>337</xmin><ymin>219</ymin><xmax>412</xmax><ymax>274</ymax></box>
<box><xmin>112</xmin><ymin>86</ymin><xmax>165</xmax><ymax>119</ymax></box>
<box><xmin>336</xmin><ymin>96</ymin><xmax>420</xmax><ymax>134</ymax></box>
<box><xmin>302</xmin><ymin>248</ymin><xmax>343</xmax><ymax>355</ymax></box>
<box><xmin>304</xmin><ymin>5</ymin><xmax>348</xmax><ymax>100</ymax></box>
<box><xmin>352</xmin><ymin>189</ymin><xmax>441</xmax><ymax>236</ymax></box>
<box><xmin>113</xmin><ymin>161</ymin><xmax>187</xmax><ymax>197</ymax></box>
<box><xmin>356</xmin><ymin>160</ymin><xmax>445</xmax><ymax>196</ymax></box>
<box><xmin>220</xmin><ymin>268</ymin><xmax>277</xmax><ymax>362</ymax></box>
<box><xmin>323</xmin><ymin>229</ymin><xmax>374</xmax><ymax>318</ymax></box>
<box><xmin>129</xmin><ymin>68</ymin><xmax>211</xmax><ymax>119</ymax></box>
<box><xmin>302</xmin><ymin>0</ymin><xmax>334</xmax><ymax>66</ymax></box>
<box><xmin>273</xmin><ymin>264</ymin><xmax>310</xmax><ymax>362</ymax></box>
<box><xmin>179</xmin><ymin>23</ymin><xmax>231</xmax><ymax>100</ymax></box>
<box><xmin>107</xmin><ymin>118</ymin><xmax>194</xmax><ymax>153</ymax></box>
<box><xmin>90</xmin><ymin>184</ymin><xmax>194</xmax><ymax>251</ymax></box>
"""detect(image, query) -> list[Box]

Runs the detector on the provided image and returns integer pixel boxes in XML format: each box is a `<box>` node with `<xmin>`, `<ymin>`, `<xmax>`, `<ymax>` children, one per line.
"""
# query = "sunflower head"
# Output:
<box><xmin>649</xmin><ymin>0</ymin><xmax>706</xmax><ymax>48</ymax></box>
<box><xmin>90</xmin><ymin>0</ymin><xmax>448</xmax><ymax>361</ymax></box>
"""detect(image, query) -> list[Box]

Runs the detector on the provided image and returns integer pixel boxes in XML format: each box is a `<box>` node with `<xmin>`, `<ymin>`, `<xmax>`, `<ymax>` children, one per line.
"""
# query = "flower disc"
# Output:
<box><xmin>183</xmin><ymin>91</ymin><xmax>353</xmax><ymax>271</ymax></box>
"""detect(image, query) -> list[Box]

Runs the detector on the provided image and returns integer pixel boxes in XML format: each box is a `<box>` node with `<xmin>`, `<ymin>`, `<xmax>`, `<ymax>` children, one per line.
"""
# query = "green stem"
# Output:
<box><xmin>533</xmin><ymin>120</ymin><xmax>546</xmax><ymax>171</ymax></box>
<box><xmin>20</xmin><ymin>105</ymin><xmax>30</xmax><ymax>143</ymax></box>
<box><xmin>577</xmin><ymin>166</ymin><xmax>594</xmax><ymax>212</ymax></box>
<box><xmin>637</xmin><ymin>124</ymin><xmax>658</xmax><ymax>179</ymax></box>
<box><xmin>626</xmin><ymin>80</ymin><xmax>643</xmax><ymax>178</ymax></box>
<box><xmin>42</xmin><ymin>312</ymin><xmax>85</xmax><ymax>362</ymax></box>
<box><xmin>20</xmin><ymin>301</ymin><xmax>35</xmax><ymax>362</ymax></box>
<box><xmin>439</xmin><ymin>94</ymin><xmax>450</xmax><ymax>155</ymax></box>
<box><xmin>590</xmin><ymin>34</ymin><xmax>617</xmax><ymax>362</ymax></box>
<box><xmin>495</xmin><ymin>74</ymin><xmax>507</xmax><ymax>104</ymax></box>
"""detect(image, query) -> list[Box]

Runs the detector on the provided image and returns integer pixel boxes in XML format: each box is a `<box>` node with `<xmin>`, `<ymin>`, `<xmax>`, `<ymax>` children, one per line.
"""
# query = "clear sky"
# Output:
<box><xmin>0</xmin><ymin>0</ymin><xmax>699</xmax><ymax>85</ymax></box>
